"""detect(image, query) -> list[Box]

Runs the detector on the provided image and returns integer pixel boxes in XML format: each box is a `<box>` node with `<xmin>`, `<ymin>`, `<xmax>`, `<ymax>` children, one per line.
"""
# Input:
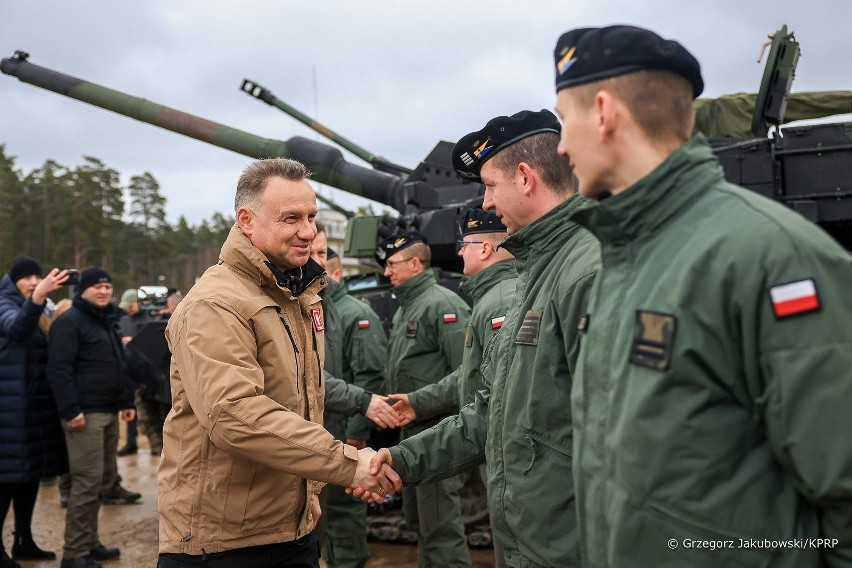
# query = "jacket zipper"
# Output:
<box><xmin>280</xmin><ymin>316</ymin><xmax>300</xmax><ymax>394</ymax></box>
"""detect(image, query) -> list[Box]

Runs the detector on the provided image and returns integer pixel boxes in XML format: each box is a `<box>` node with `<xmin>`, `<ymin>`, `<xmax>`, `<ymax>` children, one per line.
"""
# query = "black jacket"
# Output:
<box><xmin>47</xmin><ymin>295</ymin><xmax>135</xmax><ymax>420</ymax></box>
<box><xmin>0</xmin><ymin>275</ymin><xmax>67</xmax><ymax>482</ymax></box>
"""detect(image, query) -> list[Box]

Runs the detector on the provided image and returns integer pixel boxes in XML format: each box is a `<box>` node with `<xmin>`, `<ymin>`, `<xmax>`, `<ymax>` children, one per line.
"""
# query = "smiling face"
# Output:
<box><xmin>311</xmin><ymin>229</ymin><xmax>329</xmax><ymax>270</ymax></box>
<box><xmin>238</xmin><ymin>176</ymin><xmax>318</xmax><ymax>269</ymax></box>
<box><xmin>479</xmin><ymin>160</ymin><xmax>525</xmax><ymax>234</ymax></box>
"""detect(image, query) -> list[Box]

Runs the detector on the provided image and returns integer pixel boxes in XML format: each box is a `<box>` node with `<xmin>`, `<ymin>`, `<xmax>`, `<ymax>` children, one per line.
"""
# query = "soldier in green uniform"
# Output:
<box><xmin>319</xmin><ymin>241</ymin><xmax>388</xmax><ymax>568</ymax></box>
<box><xmin>358</xmin><ymin>111</ymin><xmax>600</xmax><ymax>568</ymax></box>
<box><xmin>376</xmin><ymin>231</ymin><xmax>472</xmax><ymax>568</ymax></box>
<box><xmin>388</xmin><ymin>208</ymin><xmax>515</xmax><ymax>567</ymax></box>
<box><xmin>552</xmin><ymin>25</ymin><xmax>852</xmax><ymax>567</ymax></box>
<box><xmin>311</xmin><ymin>225</ymin><xmax>395</xmax><ymax>568</ymax></box>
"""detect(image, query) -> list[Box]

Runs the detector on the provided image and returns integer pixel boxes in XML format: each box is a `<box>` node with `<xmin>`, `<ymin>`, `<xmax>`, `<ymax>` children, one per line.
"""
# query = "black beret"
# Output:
<box><xmin>554</xmin><ymin>25</ymin><xmax>703</xmax><ymax>98</ymax></box>
<box><xmin>327</xmin><ymin>247</ymin><xmax>339</xmax><ymax>261</ymax></box>
<box><xmin>452</xmin><ymin>110</ymin><xmax>561</xmax><ymax>182</ymax></box>
<box><xmin>374</xmin><ymin>231</ymin><xmax>427</xmax><ymax>267</ymax></box>
<box><xmin>8</xmin><ymin>256</ymin><xmax>42</xmax><ymax>283</ymax></box>
<box><xmin>460</xmin><ymin>208</ymin><xmax>507</xmax><ymax>237</ymax></box>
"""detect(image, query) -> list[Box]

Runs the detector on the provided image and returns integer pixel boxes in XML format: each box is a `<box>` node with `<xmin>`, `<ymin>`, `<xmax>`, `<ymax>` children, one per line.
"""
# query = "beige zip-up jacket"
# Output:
<box><xmin>158</xmin><ymin>225</ymin><xmax>358</xmax><ymax>554</ymax></box>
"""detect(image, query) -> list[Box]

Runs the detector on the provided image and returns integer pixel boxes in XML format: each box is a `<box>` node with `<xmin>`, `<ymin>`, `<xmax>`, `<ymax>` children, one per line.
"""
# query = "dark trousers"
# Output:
<box><xmin>0</xmin><ymin>479</ymin><xmax>40</xmax><ymax>546</ymax></box>
<box><xmin>157</xmin><ymin>534</ymin><xmax>319</xmax><ymax>568</ymax></box>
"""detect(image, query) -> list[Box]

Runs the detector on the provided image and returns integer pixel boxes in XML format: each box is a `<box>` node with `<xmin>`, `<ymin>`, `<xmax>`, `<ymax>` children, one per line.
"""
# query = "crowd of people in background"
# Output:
<box><xmin>0</xmin><ymin>258</ymin><xmax>179</xmax><ymax>568</ymax></box>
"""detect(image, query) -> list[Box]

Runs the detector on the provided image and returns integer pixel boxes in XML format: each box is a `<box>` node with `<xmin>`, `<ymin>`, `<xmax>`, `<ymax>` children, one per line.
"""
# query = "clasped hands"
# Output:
<box><xmin>347</xmin><ymin>448</ymin><xmax>402</xmax><ymax>503</ymax></box>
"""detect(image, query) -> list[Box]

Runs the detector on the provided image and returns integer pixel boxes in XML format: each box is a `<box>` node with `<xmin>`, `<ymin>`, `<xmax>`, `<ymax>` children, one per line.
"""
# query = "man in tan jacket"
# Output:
<box><xmin>157</xmin><ymin>159</ymin><xmax>396</xmax><ymax>568</ymax></box>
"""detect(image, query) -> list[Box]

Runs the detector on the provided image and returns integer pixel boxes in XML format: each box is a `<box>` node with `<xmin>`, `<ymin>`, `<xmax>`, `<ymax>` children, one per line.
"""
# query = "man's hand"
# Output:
<box><xmin>120</xmin><ymin>409</ymin><xmax>136</xmax><ymax>422</ymax></box>
<box><xmin>67</xmin><ymin>412</ymin><xmax>85</xmax><ymax>430</ymax></box>
<box><xmin>364</xmin><ymin>394</ymin><xmax>401</xmax><ymax>429</ymax></box>
<box><xmin>347</xmin><ymin>448</ymin><xmax>401</xmax><ymax>503</ymax></box>
<box><xmin>387</xmin><ymin>393</ymin><xmax>417</xmax><ymax>426</ymax></box>
<box><xmin>311</xmin><ymin>494</ymin><xmax>322</xmax><ymax>529</ymax></box>
<box><xmin>347</xmin><ymin>438</ymin><xmax>367</xmax><ymax>450</ymax></box>
<box><xmin>348</xmin><ymin>447</ymin><xmax>402</xmax><ymax>502</ymax></box>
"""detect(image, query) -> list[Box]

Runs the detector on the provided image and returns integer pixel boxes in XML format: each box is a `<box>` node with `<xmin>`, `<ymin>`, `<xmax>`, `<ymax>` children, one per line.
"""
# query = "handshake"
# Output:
<box><xmin>347</xmin><ymin>448</ymin><xmax>403</xmax><ymax>503</ymax></box>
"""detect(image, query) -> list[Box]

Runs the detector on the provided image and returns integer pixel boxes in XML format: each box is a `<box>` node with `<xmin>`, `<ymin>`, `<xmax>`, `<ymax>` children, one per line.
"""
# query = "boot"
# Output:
<box><xmin>100</xmin><ymin>484</ymin><xmax>141</xmax><ymax>504</ymax></box>
<box><xmin>11</xmin><ymin>531</ymin><xmax>56</xmax><ymax>560</ymax></box>
<box><xmin>116</xmin><ymin>442</ymin><xmax>137</xmax><ymax>456</ymax></box>
<box><xmin>0</xmin><ymin>546</ymin><xmax>21</xmax><ymax>568</ymax></box>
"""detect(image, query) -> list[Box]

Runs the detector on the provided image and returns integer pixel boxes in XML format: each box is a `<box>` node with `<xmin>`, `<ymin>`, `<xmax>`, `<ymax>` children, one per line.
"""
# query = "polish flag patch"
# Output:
<box><xmin>443</xmin><ymin>313</ymin><xmax>458</xmax><ymax>324</ymax></box>
<box><xmin>769</xmin><ymin>278</ymin><xmax>820</xmax><ymax>318</ymax></box>
<box><xmin>358</xmin><ymin>319</ymin><xmax>371</xmax><ymax>329</ymax></box>
<box><xmin>491</xmin><ymin>315</ymin><xmax>506</xmax><ymax>329</ymax></box>
<box><xmin>310</xmin><ymin>308</ymin><xmax>325</xmax><ymax>331</ymax></box>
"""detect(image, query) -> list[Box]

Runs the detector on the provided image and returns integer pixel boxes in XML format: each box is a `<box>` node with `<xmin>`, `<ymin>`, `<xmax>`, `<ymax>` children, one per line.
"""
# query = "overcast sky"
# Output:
<box><xmin>2</xmin><ymin>1</ymin><xmax>850</xmax><ymax>225</ymax></box>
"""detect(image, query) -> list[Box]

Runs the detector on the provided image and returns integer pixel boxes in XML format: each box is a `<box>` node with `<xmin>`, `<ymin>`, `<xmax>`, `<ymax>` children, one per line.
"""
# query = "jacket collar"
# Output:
<box><xmin>459</xmin><ymin>260</ymin><xmax>516</xmax><ymax>303</ymax></box>
<box><xmin>0</xmin><ymin>274</ymin><xmax>24</xmax><ymax>306</ymax></box>
<box><xmin>329</xmin><ymin>278</ymin><xmax>348</xmax><ymax>303</ymax></box>
<box><xmin>571</xmin><ymin>135</ymin><xmax>724</xmax><ymax>244</ymax></box>
<box><xmin>393</xmin><ymin>269</ymin><xmax>436</xmax><ymax>304</ymax></box>
<box><xmin>219</xmin><ymin>224</ymin><xmax>326</xmax><ymax>298</ymax></box>
<box><xmin>501</xmin><ymin>193</ymin><xmax>591</xmax><ymax>264</ymax></box>
<box><xmin>72</xmin><ymin>295</ymin><xmax>123</xmax><ymax>325</ymax></box>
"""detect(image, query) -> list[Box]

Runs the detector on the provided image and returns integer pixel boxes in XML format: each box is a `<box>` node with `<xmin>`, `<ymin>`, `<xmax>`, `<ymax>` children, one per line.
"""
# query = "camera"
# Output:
<box><xmin>65</xmin><ymin>269</ymin><xmax>79</xmax><ymax>287</ymax></box>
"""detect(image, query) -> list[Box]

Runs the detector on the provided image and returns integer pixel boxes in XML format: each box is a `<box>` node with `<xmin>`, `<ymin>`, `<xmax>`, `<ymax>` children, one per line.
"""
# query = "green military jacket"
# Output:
<box><xmin>407</xmin><ymin>261</ymin><xmax>517</xmax><ymax>417</ymax></box>
<box><xmin>385</xmin><ymin>269</ymin><xmax>469</xmax><ymax>437</ymax></box>
<box><xmin>390</xmin><ymin>196</ymin><xmax>600</xmax><ymax>567</ymax></box>
<box><xmin>571</xmin><ymin>135</ymin><xmax>852</xmax><ymax>568</ymax></box>
<box><xmin>330</xmin><ymin>283</ymin><xmax>387</xmax><ymax>441</ymax></box>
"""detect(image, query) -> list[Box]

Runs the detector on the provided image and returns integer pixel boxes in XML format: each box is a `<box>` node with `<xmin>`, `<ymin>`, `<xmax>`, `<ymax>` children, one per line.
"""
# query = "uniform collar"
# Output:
<box><xmin>393</xmin><ymin>269</ymin><xmax>436</xmax><ymax>304</ymax></box>
<box><xmin>500</xmin><ymin>193</ymin><xmax>591</xmax><ymax>262</ymax></box>
<box><xmin>572</xmin><ymin>135</ymin><xmax>725</xmax><ymax>244</ymax></box>
<box><xmin>219</xmin><ymin>224</ymin><xmax>326</xmax><ymax>298</ymax></box>
<box><xmin>460</xmin><ymin>260</ymin><xmax>516</xmax><ymax>303</ymax></box>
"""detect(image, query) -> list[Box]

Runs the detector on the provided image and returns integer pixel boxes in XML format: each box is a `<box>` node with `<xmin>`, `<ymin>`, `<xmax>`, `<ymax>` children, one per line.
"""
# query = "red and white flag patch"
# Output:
<box><xmin>358</xmin><ymin>319</ymin><xmax>371</xmax><ymax>329</ymax></box>
<box><xmin>769</xmin><ymin>278</ymin><xmax>820</xmax><ymax>318</ymax></box>
<box><xmin>443</xmin><ymin>313</ymin><xmax>458</xmax><ymax>324</ymax></box>
<box><xmin>310</xmin><ymin>308</ymin><xmax>325</xmax><ymax>331</ymax></box>
<box><xmin>491</xmin><ymin>315</ymin><xmax>506</xmax><ymax>329</ymax></box>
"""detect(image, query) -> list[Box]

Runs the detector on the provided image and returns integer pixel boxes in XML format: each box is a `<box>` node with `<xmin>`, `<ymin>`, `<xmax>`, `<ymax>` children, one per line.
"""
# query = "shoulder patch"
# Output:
<box><xmin>357</xmin><ymin>319</ymin><xmax>371</xmax><ymax>329</ymax></box>
<box><xmin>443</xmin><ymin>313</ymin><xmax>458</xmax><ymax>324</ymax></box>
<box><xmin>514</xmin><ymin>310</ymin><xmax>542</xmax><ymax>345</ymax></box>
<box><xmin>406</xmin><ymin>321</ymin><xmax>418</xmax><ymax>338</ymax></box>
<box><xmin>491</xmin><ymin>315</ymin><xmax>506</xmax><ymax>330</ymax></box>
<box><xmin>769</xmin><ymin>278</ymin><xmax>820</xmax><ymax>319</ymax></box>
<box><xmin>310</xmin><ymin>308</ymin><xmax>325</xmax><ymax>332</ymax></box>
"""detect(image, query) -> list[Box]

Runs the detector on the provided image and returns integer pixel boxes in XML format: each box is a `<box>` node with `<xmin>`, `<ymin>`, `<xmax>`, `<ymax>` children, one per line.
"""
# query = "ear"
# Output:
<box><xmin>236</xmin><ymin>206</ymin><xmax>254</xmax><ymax>236</ymax></box>
<box><xmin>480</xmin><ymin>241</ymin><xmax>494</xmax><ymax>260</ymax></box>
<box><xmin>517</xmin><ymin>162</ymin><xmax>536</xmax><ymax>198</ymax></box>
<box><xmin>596</xmin><ymin>90</ymin><xmax>618</xmax><ymax>139</ymax></box>
<box><xmin>332</xmin><ymin>267</ymin><xmax>343</xmax><ymax>282</ymax></box>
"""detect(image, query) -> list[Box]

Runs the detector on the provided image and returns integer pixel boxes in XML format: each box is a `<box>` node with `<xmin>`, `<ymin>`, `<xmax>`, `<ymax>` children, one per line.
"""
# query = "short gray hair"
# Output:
<box><xmin>234</xmin><ymin>158</ymin><xmax>311</xmax><ymax>212</ymax></box>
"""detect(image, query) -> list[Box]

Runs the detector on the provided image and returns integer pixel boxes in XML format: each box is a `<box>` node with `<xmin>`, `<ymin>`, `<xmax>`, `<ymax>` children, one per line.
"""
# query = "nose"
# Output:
<box><xmin>457</xmin><ymin>246</ymin><xmax>464</xmax><ymax>258</ymax></box>
<box><xmin>557</xmin><ymin>139</ymin><xmax>568</xmax><ymax>158</ymax></box>
<box><xmin>383</xmin><ymin>265</ymin><xmax>392</xmax><ymax>277</ymax></box>
<box><xmin>482</xmin><ymin>187</ymin><xmax>495</xmax><ymax>212</ymax></box>
<box><xmin>298</xmin><ymin>219</ymin><xmax>317</xmax><ymax>241</ymax></box>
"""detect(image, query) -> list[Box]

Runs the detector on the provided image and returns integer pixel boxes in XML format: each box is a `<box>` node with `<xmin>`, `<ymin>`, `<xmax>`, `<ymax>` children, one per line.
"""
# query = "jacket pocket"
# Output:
<box><xmin>522</xmin><ymin>430</ymin><xmax>571</xmax><ymax>473</ymax></box>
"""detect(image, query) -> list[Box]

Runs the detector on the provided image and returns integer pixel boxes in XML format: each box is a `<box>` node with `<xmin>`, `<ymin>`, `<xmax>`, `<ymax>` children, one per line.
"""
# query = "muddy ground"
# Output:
<box><xmin>4</xmin><ymin>438</ymin><xmax>494</xmax><ymax>568</ymax></box>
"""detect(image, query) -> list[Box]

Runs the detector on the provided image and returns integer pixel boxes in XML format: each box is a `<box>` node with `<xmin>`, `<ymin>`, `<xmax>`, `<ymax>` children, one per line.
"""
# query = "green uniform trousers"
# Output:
<box><xmin>321</xmin><ymin>484</ymin><xmax>370</xmax><ymax>568</ymax></box>
<box><xmin>61</xmin><ymin>412</ymin><xmax>118</xmax><ymax>558</ymax></box>
<box><xmin>403</xmin><ymin>473</ymin><xmax>471</xmax><ymax>568</ymax></box>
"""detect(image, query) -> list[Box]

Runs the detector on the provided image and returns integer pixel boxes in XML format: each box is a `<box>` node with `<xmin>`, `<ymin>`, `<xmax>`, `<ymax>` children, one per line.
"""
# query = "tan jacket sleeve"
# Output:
<box><xmin>170</xmin><ymin>299</ymin><xmax>358</xmax><ymax>487</ymax></box>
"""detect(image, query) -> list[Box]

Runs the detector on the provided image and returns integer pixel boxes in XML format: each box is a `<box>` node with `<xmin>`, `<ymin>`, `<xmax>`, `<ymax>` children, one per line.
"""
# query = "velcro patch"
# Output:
<box><xmin>491</xmin><ymin>315</ymin><xmax>506</xmax><ymax>330</ymax></box>
<box><xmin>629</xmin><ymin>310</ymin><xmax>676</xmax><ymax>371</ymax></box>
<box><xmin>769</xmin><ymin>278</ymin><xmax>820</xmax><ymax>318</ymax></box>
<box><xmin>514</xmin><ymin>310</ymin><xmax>542</xmax><ymax>345</ymax></box>
<box><xmin>406</xmin><ymin>321</ymin><xmax>418</xmax><ymax>338</ymax></box>
<box><xmin>443</xmin><ymin>313</ymin><xmax>458</xmax><ymax>324</ymax></box>
<box><xmin>465</xmin><ymin>325</ymin><xmax>474</xmax><ymax>348</ymax></box>
<box><xmin>358</xmin><ymin>319</ymin><xmax>371</xmax><ymax>329</ymax></box>
<box><xmin>310</xmin><ymin>308</ymin><xmax>325</xmax><ymax>332</ymax></box>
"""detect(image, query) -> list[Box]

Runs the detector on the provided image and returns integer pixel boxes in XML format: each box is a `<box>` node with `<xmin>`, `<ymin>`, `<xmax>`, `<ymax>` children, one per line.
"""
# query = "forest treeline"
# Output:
<box><xmin>0</xmin><ymin>144</ymin><xmax>233</xmax><ymax>296</ymax></box>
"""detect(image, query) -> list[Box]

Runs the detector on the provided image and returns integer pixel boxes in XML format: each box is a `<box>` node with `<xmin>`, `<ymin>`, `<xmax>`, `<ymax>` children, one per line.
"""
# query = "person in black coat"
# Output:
<box><xmin>47</xmin><ymin>267</ymin><xmax>136</xmax><ymax>568</ymax></box>
<box><xmin>0</xmin><ymin>257</ymin><xmax>71</xmax><ymax>566</ymax></box>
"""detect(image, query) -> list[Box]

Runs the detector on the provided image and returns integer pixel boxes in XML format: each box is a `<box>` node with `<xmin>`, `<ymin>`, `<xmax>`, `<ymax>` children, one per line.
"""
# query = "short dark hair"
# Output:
<box><xmin>490</xmin><ymin>132</ymin><xmax>576</xmax><ymax>195</ymax></box>
<box><xmin>407</xmin><ymin>242</ymin><xmax>431</xmax><ymax>268</ymax></box>
<box><xmin>235</xmin><ymin>159</ymin><xmax>311</xmax><ymax>212</ymax></box>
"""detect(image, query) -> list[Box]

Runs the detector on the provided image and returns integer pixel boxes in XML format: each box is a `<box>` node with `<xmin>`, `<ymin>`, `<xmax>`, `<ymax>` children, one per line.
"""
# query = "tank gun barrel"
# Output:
<box><xmin>240</xmin><ymin>78</ymin><xmax>412</xmax><ymax>178</ymax></box>
<box><xmin>1</xmin><ymin>51</ymin><xmax>406</xmax><ymax>214</ymax></box>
